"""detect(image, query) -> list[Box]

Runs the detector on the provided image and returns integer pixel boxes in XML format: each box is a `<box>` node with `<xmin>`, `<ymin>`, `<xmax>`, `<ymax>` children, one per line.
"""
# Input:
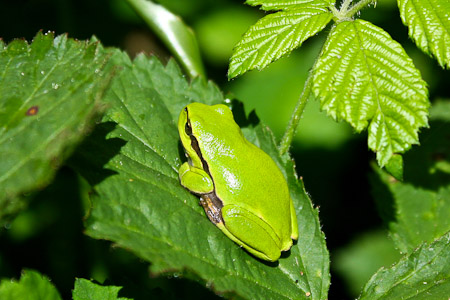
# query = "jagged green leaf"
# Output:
<box><xmin>73</xmin><ymin>52</ymin><xmax>329</xmax><ymax>299</ymax></box>
<box><xmin>245</xmin><ymin>0</ymin><xmax>336</xmax><ymax>11</ymax></box>
<box><xmin>359</xmin><ymin>232</ymin><xmax>450</xmax><ymax>299</ymax></box>
<box><xmin>398</xmin><ymin>0</ymin><xmax>450</xmax><ymax>69</ymax></box>
<box><xmin>370</xmin><ymin>100</ymin><xmax>450</xmax><ymax>253</ymax></box>
<box><xmin>0</xmin><ymin>32</ymin><xmax>110</xmax><ymax>222</ymax></box>
<box><xmin>228</xmin><ymin>1</ymin><xmax>332</xmax><ymax>78</ymax></box>
<box><xmin>0</xmin><ymin>269</ymin><xmax>62</xmax><ymax>300</ymax></box>
<box><xmin>73</xmin><ymin>279</ymin><xmax>131</xmax><ymax>300</ymax></box>
<box><xmin>313</xmin><ymin>20</ymin><xmax>429</xmax><ymax>167</ymax></box>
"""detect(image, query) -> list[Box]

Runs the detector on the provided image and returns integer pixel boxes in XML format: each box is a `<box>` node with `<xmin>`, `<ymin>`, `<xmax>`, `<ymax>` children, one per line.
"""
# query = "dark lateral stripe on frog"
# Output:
<box><xmin>185</xmin><ymin>116</ymin><xmax>213</xmax><ymax>177</ymax></box>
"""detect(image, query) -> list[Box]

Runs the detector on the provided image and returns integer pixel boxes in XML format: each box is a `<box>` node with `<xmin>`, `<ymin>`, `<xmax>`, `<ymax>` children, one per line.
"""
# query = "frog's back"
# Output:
<box><xmin>189</xmin><ymin>105</ymin><xmax>292</xmax><ymax>244</ymax></box>
<box><xmin>211</xmin><ymin>138</ymin><xmax>293</xmax><ymax>244</ymax></box>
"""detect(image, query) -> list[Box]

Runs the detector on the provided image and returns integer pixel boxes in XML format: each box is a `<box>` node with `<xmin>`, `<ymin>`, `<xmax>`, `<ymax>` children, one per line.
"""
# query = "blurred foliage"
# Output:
<box><xmin>333</xmin><ymin>230</ymin><xmax>401</xmax><ymax>297</ymax></box>
<box><xmin>0</xmin><ymin>269</ymin><xmax>62</xmax><ymax>300</ymax></box>
<box><xmin>0</xmin><ymin>0</ymin><xmax>449</xmax><ymax>299</ymax></box>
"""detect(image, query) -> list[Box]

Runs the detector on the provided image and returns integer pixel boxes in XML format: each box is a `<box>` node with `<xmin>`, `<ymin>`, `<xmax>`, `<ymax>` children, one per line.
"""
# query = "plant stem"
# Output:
<box><xmin>278</xmin><ymin>74</ymin><xmax>312</xmax><ymax>155</ymax></box>
<box><xmin>345</xmin><ymin>0</ymin><xmax>374</xmax><ymax>18</ymax></box>
<box><xmin>339</xmin><ymin>0</ymin><xmax>353</xmax><ymax>13</ymax></box>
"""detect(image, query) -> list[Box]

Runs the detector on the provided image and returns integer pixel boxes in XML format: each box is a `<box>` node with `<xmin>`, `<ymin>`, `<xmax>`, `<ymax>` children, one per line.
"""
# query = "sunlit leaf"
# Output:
<box><xmin>229</xmin><ymin>1</ymin><xmax>332</xmax><ymax>78</ymax></box>
<box><xmin>245</xmin><ymin>0</ymin><xmax>336</xmax><ymax>11</ymax></box>
<box><xmin>313</xmin><ymin>20</ymin><xmax>429</xmax><ymax>167</ymax></box>
<box><xmin>398</xmin><ymin>0</ymin><xmax>450</xmax><ymax>69</ymax></box>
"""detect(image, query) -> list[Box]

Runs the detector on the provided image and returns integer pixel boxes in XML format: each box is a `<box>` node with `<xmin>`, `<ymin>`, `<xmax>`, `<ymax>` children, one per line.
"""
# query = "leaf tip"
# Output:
<box><xmin>384</xmin><ymin>154</ymin><xmax>404</xmax><ymax>181</ymax></box>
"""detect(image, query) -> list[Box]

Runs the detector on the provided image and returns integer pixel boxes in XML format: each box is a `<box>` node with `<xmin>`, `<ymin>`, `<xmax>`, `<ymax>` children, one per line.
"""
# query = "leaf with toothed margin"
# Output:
<box><xmin>73</xmin><ymin>279</ymin><xmax>131</xmax><ymax>300</ymax></box>
<box><xmin>0</xmin><ymin>32</ymin><xmax>110</xmax><ymax>223</ymax></box>
<box><xmin>359</xmin><ymin>232</ymin><xmax>450</xmax><ymax>299</ymax></box>
<box><xmin>245</xmin><ymin>0</ymin><xmax>336</xmax><ymax>11</ymax></box>
<box><xmin>72</xmin><ymin>48</ymin><xmax>330</xmax><ymax>299</ymax></box>
<box><xmin>0</xmin><ymin>269</ymin><xmax>62</xmax><ymax>300</ymax></box>
<box><xmin>228</xmin><ymin>1</ymin><xmax>332</xmax><ymax>79</ymax></box>
<box><xmin>313</xmin><ymin>19</ymin><xmax>429</xmax><ymax>167</ymax></box>
<box><xmin>370</xmin><ymin>100</ymin><xmax>450</xmax><ymax>254</ymax></box>
<box><xmin>398</xmin><ymin>0</ymin><xmax>450</xmax><ymax>69</ymax></box>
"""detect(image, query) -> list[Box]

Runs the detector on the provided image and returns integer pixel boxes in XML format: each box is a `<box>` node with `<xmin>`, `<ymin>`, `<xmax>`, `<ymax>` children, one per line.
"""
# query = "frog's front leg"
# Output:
<box><xmin>179</xmin><ymin>162</ymin><xmax>214</xmax><ymax>194</ymax></box>
<box><xmin>218</xmin><ymin>204</ymin><xmax>282</xmax><ymax>262</ymax></box>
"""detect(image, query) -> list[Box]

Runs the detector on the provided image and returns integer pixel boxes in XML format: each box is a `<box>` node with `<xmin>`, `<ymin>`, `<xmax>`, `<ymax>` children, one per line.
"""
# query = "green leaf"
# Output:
<box><xmin>0</xmin><ymin>269</ymin><xmax>62</xmax><ymax>300</ymax></box>
<box><xmin>245</xmin><ymin>0</ymin><xmax>336</xmax><ymax>11</ymax></box>
<box><xmin>313</xmin><ymin>20</ymin><xmax>429</xmax><ymax>167</ymax></box>
<box><xmin>370</xmin><ymin>101</ymin><xmax>450</xmax><ymax>253</ymax></box>
<box><xmin>74</xmin><ymin>52</ymin><xmax>329</xmax><ymax>299</ymax></box>
<box><xmin>359</xmin><ymin>232</ymin><xmax>450</xmax><ymax>300</ymax></box>
<box><xmin>0</xmin><ymin>32</ymin><xmax>110</xmax><ymax>222</ymax></box>
<box><xmin>384</xmin><ymin>154</ymin><xmax>403</xmax><ymax>181</ymax></box>
<box><xmin>228</xmin><ymin>1</ymin><xmax>332</xmax><ymax>78</ymax></box>
<box><xmin>73</xmin><ymin>279</ymin><xmax>131</xmax><ymax>300</ymax></box>
<box><xmin>125</xmin><ymin>0</ymin><xmax>205</xmax><ymax>79</ymax></box>
<box><xmin>398</xmin><ymin>0</ymin><xmax>450</xmax><ymax>69</ymax></box>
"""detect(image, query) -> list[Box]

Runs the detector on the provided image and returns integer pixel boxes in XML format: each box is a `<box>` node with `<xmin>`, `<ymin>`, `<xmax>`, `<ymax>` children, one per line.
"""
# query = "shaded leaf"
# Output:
<box><xmin>313</xmin><ymin>20</ymin><xmax>429</xmax><ymax>167</ymax></box>
<box><xmin>228</xmin><ymin>1</ymin><xmax>332</xmax><ymax>78</ymax></box>
<box><xmin>370</xmin><ymin>101</ymin><xmax>450</xmax><ymax>253</ymax></box>
<box><xmin>74</xmin><ymin>52</ymin><xmax>329</xmax><ymax>299</ymax></box>
<box><xmin>73</xmin><ymin>279</ymin><xmax>131</xmax><ymax>300</ymax></box>
<box><xmin>398</xmin><ymin>0</ymin><xmax>450</xmax><ymax>69</ymax></box>
<box><xmin>359</xmin><ymin>232</ymin><xmax>450</xmax><ymax>299</ymax></box>
<box><xmin>0</xmin><ymin>32</ymin><xmax>110</xmax><ymax>222</ymax></box>
<box><xmin>0</xmin><ymin>269</ymin><xmax>62</xmax><ymax>300</ymax></box>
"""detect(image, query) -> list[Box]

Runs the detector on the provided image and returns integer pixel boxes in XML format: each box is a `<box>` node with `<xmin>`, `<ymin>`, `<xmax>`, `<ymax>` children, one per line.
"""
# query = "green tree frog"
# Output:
<box><xmin>178</xmin><ymin>102</ymin><xmax>298</xmax><ymax>261</ymax></box>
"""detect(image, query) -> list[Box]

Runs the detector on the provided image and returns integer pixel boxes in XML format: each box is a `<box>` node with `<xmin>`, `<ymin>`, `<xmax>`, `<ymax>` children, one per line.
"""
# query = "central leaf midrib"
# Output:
<box><xmin>353</xmin><ymin>21</ymin><xmax>393</xmax><ymax>155</ymax></box>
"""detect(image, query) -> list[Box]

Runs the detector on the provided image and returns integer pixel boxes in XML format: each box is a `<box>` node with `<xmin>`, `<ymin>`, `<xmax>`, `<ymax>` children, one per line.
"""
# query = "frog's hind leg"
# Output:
<box><xmin>218</xmin><ymin>204</ymin><xmax>282</xmax><ymax>262</ymax></box>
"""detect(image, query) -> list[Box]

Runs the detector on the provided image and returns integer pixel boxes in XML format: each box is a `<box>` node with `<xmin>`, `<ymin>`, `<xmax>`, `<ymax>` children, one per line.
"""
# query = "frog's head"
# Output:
<box><xmin>178</xmin><ymin>102</ymin><xmax>239</xmax><ymax>168</ymax></box>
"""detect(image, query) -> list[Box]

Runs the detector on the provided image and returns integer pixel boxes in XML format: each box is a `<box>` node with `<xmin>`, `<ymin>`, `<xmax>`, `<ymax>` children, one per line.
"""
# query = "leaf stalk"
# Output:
<box><xmin>278</xmin><ymin>74</ymin><xmax>312</xmax><ymax>155</ymax></box>
<box><xmin>345</xmin><ymin>0</ymin><xmax>375</xmax><ymax>18</ymax></box>
<box><xmin>331</xmin><ymin>0</ymin><xmax>375</xmax><ymax>22</ymax></box>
